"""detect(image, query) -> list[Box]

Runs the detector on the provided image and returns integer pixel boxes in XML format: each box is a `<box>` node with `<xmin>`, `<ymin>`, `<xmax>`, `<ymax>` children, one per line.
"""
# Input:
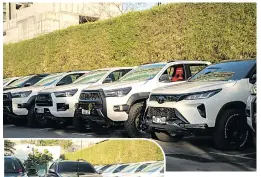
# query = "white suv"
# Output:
<box><xmin>3</xmin><ymin>71</ymin><xmax>88</xmax><ymax>127</ymax></box>
<box><xmin>144</xmin><ymin>59</ymin><xmax>256</xmax><ymax>150</ymax></box>
<box><xmin>34</xmin><ymin>67</ymin><xmax>133</xmax><ymax>129</ymax></box>
<box><xmin>74</xmin><ymin>61</ymin><xmax>210</xmax><ymax>136</ymax></box>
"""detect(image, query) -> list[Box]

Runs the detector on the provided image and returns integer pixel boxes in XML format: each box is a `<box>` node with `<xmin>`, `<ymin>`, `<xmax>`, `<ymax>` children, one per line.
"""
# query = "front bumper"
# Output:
<box><xmin>144</xmin><ymin>106</ymin><xmax>209</xmax><ymax>135</ymax></box>
<box><xmin>3</xmin><ymin>92</ymin><xmax>28</xmax><ymax>118</ymax></box>
<box><xmin>75</xmin><ymin>90</ymin><xmax>129</xmax><ymax>125</ymax></box>
<box><xmin>35</xmin><ymin>93</ymin><xmax>77</xmax><ymax>120</ymax></box>
<box><xmin>246</xmin><ymin>95</ymin><xmax>256</xmax><ymax>132</ymax></box>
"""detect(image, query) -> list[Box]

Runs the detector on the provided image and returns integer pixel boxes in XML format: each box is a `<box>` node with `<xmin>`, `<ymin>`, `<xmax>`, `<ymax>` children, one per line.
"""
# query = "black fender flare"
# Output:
<box><xmin>25</xmin><ymin>95</ymin><xmax>37</xmax><ymax>110</ymax></box>
<box><xmin>126</xmin><ymin>92</ymin><xmax>150</xmax><ymax>114</ymax></box>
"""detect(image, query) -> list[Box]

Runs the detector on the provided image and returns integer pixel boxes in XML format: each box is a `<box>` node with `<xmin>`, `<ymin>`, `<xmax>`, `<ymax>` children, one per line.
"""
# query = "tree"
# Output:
<box><xmin>21</xmin><ymin>140</ymin><xmax>73</xmax><ymax>151</ymax></box>
<box><xmin>24</xmin><ymin>149</ymin><xmax>53</xmax><ymax>169</ymax></box>
<box><xmin>4</xmin><ymin>140</ymin><xmax>15</xmax><ymax>155</ymax></box>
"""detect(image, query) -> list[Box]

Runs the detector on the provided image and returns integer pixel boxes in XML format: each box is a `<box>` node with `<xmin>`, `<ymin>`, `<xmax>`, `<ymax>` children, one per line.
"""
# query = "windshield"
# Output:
<box><xmin>120</xmin><ymin>164</ymin><xmax>141</xmax><ymax>173</ymax></box>
<box><xmin>189</xmin><ymin>60</ymin><xmax>256</xmax><ymax>82</ymax></box>
<box><xmin>8</xmin><ymin>76</ymin><xmax>32</xmax><ymax>87</ymax></box>
<box><xmin>34</xmin><ymin>73</ymin><xmax>64</xmax><ymax>86</ymax></box>
<box><xmin>73</xmin><ymin>70</ymin><xmax>108</xmax><ymax>84</ymax></box>
<box><xmin>58</xmin><ymin>162</ymin><xmax>96</xmax><ymax>173</ymax></box>
<box><xmin>4</xmin><ymin>158</ymin><xmax>23</xmax><ymax>173</ymax></box>
<box><xmin>3</xmin><ymin>78</ymin><xmax>12</xmax><ymax>85</ymax></box>
<box><xmin>119</xmin><ymin>63</ymin><xmax>166</xmax><ymax>82</ymax></box>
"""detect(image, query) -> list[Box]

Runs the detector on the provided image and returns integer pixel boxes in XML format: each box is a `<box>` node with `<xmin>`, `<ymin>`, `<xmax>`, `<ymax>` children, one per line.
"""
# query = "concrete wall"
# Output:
<box><xmin>3</xmin><ymin>3</ymin><xmax>122</xmax><ymax>44</ymax></box>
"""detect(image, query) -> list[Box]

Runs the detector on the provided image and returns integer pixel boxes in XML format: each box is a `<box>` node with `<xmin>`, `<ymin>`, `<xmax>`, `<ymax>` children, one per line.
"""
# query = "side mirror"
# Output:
<box><xmin>249</xmin><ymin>74</ymin><xmax>256</xmax><ymax>84</ymax></box>
<box><xmin>24</xmin><ymin>83</ymin><xmax>31</xmax><ymax>87</ymax></box>
<box><xmin>48</xmin><ymin>168</ymin><xmax>55</xmax><ymax>173</ymax></box>
<box><xmin>159</xmin><ymin>74</ymin><xmax>171</xmax><ymax>82</ymax></box>
<box><xmin>103</xmin><ymin>78</ymin><xmax>113</xmax><ymax>84</ymax></box>
<box><xmin>56</xmin><ymin>81</ymin><xmax>65</xmax><ymax>86</ymax></box>
<box><xmin>27</xmin><ymin>168</ymin><xmax>38</xmax><ymax>175</ymax></box>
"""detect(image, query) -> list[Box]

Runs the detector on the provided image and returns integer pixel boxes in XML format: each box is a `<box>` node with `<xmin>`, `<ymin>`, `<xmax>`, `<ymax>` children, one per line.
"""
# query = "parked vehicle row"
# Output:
<box><xmin>3</xmin><ymin>59</ymin><xmax>256</xmax><ymax>150</ymax></box>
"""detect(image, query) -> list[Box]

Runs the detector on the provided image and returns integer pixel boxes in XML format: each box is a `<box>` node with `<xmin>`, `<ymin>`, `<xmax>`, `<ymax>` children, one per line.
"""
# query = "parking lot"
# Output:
<box><xmin>4</xmin><ymin>124</ymin><xmax>256</xmax><ymax>171</ymax></box>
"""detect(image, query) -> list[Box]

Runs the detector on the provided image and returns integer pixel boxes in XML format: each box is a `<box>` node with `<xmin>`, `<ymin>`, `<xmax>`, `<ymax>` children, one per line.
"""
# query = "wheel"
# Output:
<box><xmin>152</xmin><ymin>131</ymin><xmax>184</xmax><ymax>142</ymax></box>
<box><xmin>89</xmin><ymin>121</ymin><xmax>112</xmax><ymax>135</ymax></box>
<box><xmin>124</xmin><ymin>102</ymin><xmax>147</xmax><ymax>138</ymax></box>
<box><xmin>27</xmin><ymin>105</ymin><xmax>37</xmax><ymax>128</ymax></box>
<box><xmin>73</xmin><ymin>114</ymin><xmax>86</xmax><ymax>132</ymax></box>
<box><xmin>35</xmin><ymin>113</ymin><xmax>49</xmax><ymax>128</ymax></box>
<box><xmin>3</xmin><ymin>113</ymin><xmax>11</xmax><ymax>124</ymax></box>
<box><xmin>213</xmin><ymin>109</ymin><xmax>250</xmax><ymax>150</ymax></box>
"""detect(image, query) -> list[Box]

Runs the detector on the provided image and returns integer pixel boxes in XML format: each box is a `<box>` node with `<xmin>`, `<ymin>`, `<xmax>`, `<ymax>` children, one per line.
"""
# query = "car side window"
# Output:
<box><xmin>187</xmin><ymin>64</ymin><xmax>208</xmax><ymax>77</ymax></box>
<box><xmin>105</xmin><ymin>69</ymin><xmax>131</xmax><ymax>82</ymax></box>
<box><xmin>49</xmin><ymin>162</ymin><xmax>56</xmax><ymax>171</ymax></box>
<box><xmin>57</xmin><ymin>73</ymin><xmax>84</xmax><ymax>85</ymax></box>
<box><xmin>160</xmin><ymin>64</ymin><xmax>186</xmax><ymax>82</ymax></box>
<box><xmin>28</xmin><ymin>76</ymin><xmax>42</xmax><ymax>85</ymax></box>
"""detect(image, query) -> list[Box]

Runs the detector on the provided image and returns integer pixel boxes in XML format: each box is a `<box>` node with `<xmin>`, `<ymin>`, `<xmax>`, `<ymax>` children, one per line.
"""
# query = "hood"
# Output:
<box><xmin>152</xmin><ymin>81</ymin><xmax>236</xmax><ymax>94</ymax></box>
<box><xmin>3</xmin><ymin>86</ymin><xmax>20</xmax><ymax>91</ymax></box>
<box><xmin>4</xmin><ymin>172</ymin><xmax>26</xmax><ymax>177</ymax></box>
<box><xmin>39</xmin><ymin>83</ymin><xmax>93</xmax><ymax>93</ymax></box>
<box><xmin>4</xmin><ymin>85</ymin><xmax>47</xmax><ymax>94</ymax></box>
<box><xmin>84</xmin><ymin>80</ymin><xmax>149</xmax><ymax>91</ymax></box>
<box><xmin>60</xmin><ymin>172</ymin><xmax>101</xmax><ymax>177</ymax></box>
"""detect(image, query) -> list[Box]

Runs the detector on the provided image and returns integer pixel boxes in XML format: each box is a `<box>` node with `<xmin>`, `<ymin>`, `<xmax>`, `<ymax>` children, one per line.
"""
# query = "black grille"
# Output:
<box><xmin>35</xmin><ymin>93</ymin><xmax>53</xmax><ymax>106</ymax></box>
<box><xmin>3</xmin><ymin>92</ymin><xmax>12</xmax><ymax>111</ymax></box>
<box><xmin>3</xmin><ymin>93</ymin><xmax>10</xmax><ymax>101</ymax></box>
<box><xmin>80</xmin><ymin>92</ymin><xmax>101</xmax><ymax>100</ymax></box>
<box><xmin>77</xmin><ymin>102</ymin><xmax>103</xmax><ymax>116</ymax></box>
<box><xmin>147</xmin><ymin>107</ymin><xmax>177</xmax><ymax>120</ymax></box>
<box><xmin>150</xmin><ymin>94</ymin><xmax>181</xmax><ymax>103</ymax></box>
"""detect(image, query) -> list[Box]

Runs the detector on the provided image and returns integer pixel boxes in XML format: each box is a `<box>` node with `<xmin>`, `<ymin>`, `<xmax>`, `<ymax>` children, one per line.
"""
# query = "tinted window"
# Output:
<box><xmin>58</xmin><ymin>162</ymin><xmax>95</xmax><ymax>173</ymax></box>
<box><xmin>112</xmin><ymin>164</ymin><xmax>128</xmax><ymax>173</ymax></box>
<box><xmin>105</xmin><ymin>69</ymin><xmax>132</xmax><ymax>82</ymax></box>
<box><xmin>189</xmin><ymin>60</ymin><xmax>256</xmax><ymax>82</ymax></box>
<box><xmin>4</xmin><ymin>157</ymin><xmax>24</xmax><ymax>173</ymax></box>
<box><xmin>134</xmin><ymin>163</ymin><xmax>151</xmax><ymax>172</ymax></box>
<box><xmin>98</xmin><ymin>164</ymin><xmax>112</xmax><ymax>172</ymax></box>
<box><xmin>8</xmin><ymin>76</ymin><xmax>33</xmax><ymax>87</ymax></box>
<box><xmin>57</xmin><ymin>73</ymin><xmax>84</xmax><ymax>85</ymax></box>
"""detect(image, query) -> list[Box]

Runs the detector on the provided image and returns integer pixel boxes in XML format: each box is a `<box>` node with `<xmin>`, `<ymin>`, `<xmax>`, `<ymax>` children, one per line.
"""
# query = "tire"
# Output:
<box><xmin>27</xmin><ymin>105</ymin><xmax>37</xmax><ymax>128</ymax></box>
<box><xmin>152</xmin><ymin>131</ymin><xmax>183</xmax><ymax>142</ymax></box>
<box><xmin>73</xmin><ymin>115</ymin><xmax>86</xmax><ymax>132</ymax></box>
<box><xmin>213</xmin><ymin>109</ymin><xmax>250</xmax><ymax>150</ymax></box>
<box><xmin>3</xmin><ymin>113</ymin><xmax>10</xmax><ymax>124</ymax></box>
<box><xmin>35</xmin><ymin>113</ymin><xmax>49</xmax><ymax>128</ymax></box>
<box><xmin>124</xmin><ymin>102</ymin><xmax>147</xmax><ymax>138</ymax></box>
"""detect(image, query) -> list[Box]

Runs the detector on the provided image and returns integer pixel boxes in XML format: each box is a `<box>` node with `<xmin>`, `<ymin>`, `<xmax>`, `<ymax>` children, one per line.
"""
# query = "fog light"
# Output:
<box><xmin>113</xmin><ymin>105</ymin><xmax>129</xmax><ymax>112</ymax></box>
<box><xmin>57</xmin><ymin>103</ymin><xmax>69</xmax><ymax>111</ymax></box>
<box><xmin>197</xmin><ymin>104</ymin><xmax>206</xmax><ymax>118</ymax></box>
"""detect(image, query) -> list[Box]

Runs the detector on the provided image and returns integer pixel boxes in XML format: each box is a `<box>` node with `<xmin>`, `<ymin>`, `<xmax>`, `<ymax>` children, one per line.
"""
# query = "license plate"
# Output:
<box><xmin>37</xmin><ymin>108</ymin><xmax>44</xmax><ymax>114</ymax></box>
<box><xmin>152</xmin><ymin>116</ymin><xmax>166</xmax><ymax>124</ymax></box>
<box><xmin>82</xmin><ymin>109</ymin><xmax>91</xmax><ymax>115</ymax></box>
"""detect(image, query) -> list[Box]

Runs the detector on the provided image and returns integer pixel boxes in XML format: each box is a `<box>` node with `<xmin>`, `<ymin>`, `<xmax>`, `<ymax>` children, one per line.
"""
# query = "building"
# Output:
<box><xmin>3</xmin><ymin>2</ymin><xmax>122</xmax><ymax>44</ymax></box>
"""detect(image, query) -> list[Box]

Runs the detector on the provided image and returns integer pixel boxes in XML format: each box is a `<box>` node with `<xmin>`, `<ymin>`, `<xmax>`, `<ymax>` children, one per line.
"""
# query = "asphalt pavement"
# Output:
<box><xmin>4</xmin><ymin>124</ymin><xmax>256</xmax><ymax>171</ymax></box>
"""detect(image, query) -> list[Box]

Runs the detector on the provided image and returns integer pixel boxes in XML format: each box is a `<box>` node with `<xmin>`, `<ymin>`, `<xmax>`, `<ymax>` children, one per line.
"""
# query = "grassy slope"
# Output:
<box><xmin>3</xmin><ymin>3</ymin><xmax>256</xmax><ymax>77</ymax></box>
<box><xmin>64</xmin><ymin>140</ymin><xmax>164</xmax><ymax>165</ymax></box>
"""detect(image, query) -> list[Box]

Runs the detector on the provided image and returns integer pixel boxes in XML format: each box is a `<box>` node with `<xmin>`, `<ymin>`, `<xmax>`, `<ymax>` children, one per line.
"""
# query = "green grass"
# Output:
<box><xmin>64</xmin><ymin>140</ymin><xmax>164</xmax><ymax>165</ymax></box>
<box><xmin>3</xmin><ymin>3</ymin><xmax>256</xmax><ymax>77</ymax></box>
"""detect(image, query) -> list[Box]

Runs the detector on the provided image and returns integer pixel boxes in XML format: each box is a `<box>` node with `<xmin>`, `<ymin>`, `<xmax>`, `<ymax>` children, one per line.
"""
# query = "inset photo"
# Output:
<box><xmin>4</xmin><ymin>139</ymin><xmax>165</xmax><ymax>177</ymax></box>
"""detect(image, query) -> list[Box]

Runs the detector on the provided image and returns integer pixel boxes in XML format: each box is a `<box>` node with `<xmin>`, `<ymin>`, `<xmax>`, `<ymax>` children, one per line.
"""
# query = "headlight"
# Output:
<box><xmin>250</xmin><ymin>84</ymin><xmax>256</xmax><ymax>95</ymax></box>
<box><xmin>54</xmin><ymin>89</ymin><xmax>78</xmax><ymax>97</ymax></box>
<box><xmin>104</xmin><ymin>87</ymin><xmax>132</xmax><ymax>97</ymax></box>
<box><xmin>11</xmin><ymin>91</ymin><xmax>32</xmax><ymax>98</ymax></box>
<box><xmin>184</xmin><ymin>89</ymin><xmax>221</xmax><ymax>100</ymax></box>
